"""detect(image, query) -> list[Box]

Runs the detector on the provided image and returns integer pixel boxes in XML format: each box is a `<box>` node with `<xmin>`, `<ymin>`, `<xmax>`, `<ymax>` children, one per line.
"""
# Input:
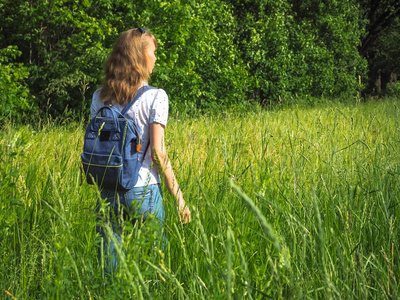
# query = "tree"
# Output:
<box><xmin>139</xmin><ymin>0</ymin><xmax>249</xmax><ymax>112</ymax></box>
<box><xmin>0</xmin><ymin>0</ymin><xmax>116</xmax><ymax>117</ymax></box>
<box><xmin>358</xmin><ymin>0</ymin><xmax>400</xmax><ymax>93</ymax></box>
<box><xmin>228</xmin><ymin>0</ymin><xmax>366</xmax><ymax>103</ymax></box>
<box><xmin>0</xmin><ymin>0</ymin><xmax>249</xmax><ymax>117</ymax></box>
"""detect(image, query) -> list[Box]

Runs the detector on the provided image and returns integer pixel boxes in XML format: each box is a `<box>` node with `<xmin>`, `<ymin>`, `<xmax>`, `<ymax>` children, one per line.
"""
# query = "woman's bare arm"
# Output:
<box><xmin>149</xmin><ymin>123</ymin><xmax>191</xmax><ymax>223</ymax></box>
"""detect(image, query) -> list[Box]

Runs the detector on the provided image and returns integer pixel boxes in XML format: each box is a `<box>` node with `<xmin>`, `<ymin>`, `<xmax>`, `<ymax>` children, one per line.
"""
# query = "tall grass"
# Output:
<box><xmin>0</xmin><ymin>99</ymin><xmax>399</xmax><ymax>299</ymax></box>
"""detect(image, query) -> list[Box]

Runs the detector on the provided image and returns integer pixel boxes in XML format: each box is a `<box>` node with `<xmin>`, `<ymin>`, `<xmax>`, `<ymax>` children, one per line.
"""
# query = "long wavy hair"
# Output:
<box><xmin>100</xmin><ymin>28</ymin><xmax>157</xmax><ymax>106</ymax></box>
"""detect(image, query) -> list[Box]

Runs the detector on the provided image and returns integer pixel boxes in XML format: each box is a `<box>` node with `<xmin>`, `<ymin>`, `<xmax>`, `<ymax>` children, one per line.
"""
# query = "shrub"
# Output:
<box><xmin>0</xmin><ymin>46</ymin><xmax>35</xmax><ymax>122</ymax></box>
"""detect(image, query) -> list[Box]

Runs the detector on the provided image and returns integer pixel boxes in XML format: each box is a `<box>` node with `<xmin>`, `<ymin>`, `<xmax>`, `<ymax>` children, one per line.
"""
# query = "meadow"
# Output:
<box><xmin>0</xmin><ymin>98</ymin><xmax>399</xmax><ymax>299</ymax></box>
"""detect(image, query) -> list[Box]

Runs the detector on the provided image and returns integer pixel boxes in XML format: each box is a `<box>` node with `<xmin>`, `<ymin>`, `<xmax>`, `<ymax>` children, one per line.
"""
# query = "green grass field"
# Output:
<box><xmin>1</xmin><ymin>99</ymin><xmax>399</xmax><ymax>299</ymax></box>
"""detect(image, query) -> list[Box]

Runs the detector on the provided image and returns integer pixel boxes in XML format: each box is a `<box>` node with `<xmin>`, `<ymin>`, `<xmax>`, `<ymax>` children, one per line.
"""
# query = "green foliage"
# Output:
<box><xmin>229</xmin><ymin>0</ymin><xmax>367</xmax><ymax>104</ymax></box>
<box><xmin>385</xmin><ymin>82</ymin><xmax>400</xmax><ymax>97</ymax></box>
<box><xmin>0</xmin><ymin>46</ymin><xmax>34</xmax><ymax>122</ymax></box>
<box><xmin>377</xmin><ymin>23</ymin><xmax>400</xmax><ymax>75</ymax></box>
<box><xmin>228</xmin><ymin>0</ymin><xmax>292</xmax><ymax>102</ymax></box>
<box><xmin>0</xmin><ymin>0</ymin><xmax>393</xmax><ymax>118</ymax></box>
<box><xmin>358</xmin><ymin>2</ymin><xmax>400</xmax><ymax>92</ymax></box>
<box><xmin>367</xmin><ymin>17</ymin><xmax>400</xmax><ymax>87</ymax></box>
<box><xmin>1</xmin><ymin>0</ymin><xmax>249</xmax><ymax>117</ymax></box>
<box><xmin>0</xmin><ymin>0</ymin><xmax>116</xmax><ymax>116</ymax></box>
<box><xmin>290</xmin><ymin>0</ymin><xmax>367</xmax><ymax>98</ymax></box>
<box><xmin>121</xmin><ymin>0</ymin><xmax>249</xmax><ymax>112</ymax></box>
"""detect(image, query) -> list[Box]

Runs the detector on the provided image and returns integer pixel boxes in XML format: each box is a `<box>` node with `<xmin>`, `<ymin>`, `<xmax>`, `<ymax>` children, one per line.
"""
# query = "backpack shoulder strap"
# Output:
<box><xmin>121</xmin><ymin>85</ymin><xmax>156</xmax><ymax>115</ymax></box>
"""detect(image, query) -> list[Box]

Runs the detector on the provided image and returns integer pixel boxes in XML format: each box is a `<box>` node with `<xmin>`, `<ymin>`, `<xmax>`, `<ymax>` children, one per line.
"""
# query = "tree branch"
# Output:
<box><xmin>360</xmin><ymin>1</ymin><xmax>400</xmax><ymax>56</ymax></box>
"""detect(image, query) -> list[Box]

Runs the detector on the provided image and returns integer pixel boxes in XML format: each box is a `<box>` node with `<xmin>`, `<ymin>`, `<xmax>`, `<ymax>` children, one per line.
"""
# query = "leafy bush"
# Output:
<box><xmin>0</xmin><ymin>46</ymin><xmax>34</xmax><ymax>122</ymax></box>
<box><xmin>385</xmin><ymin>82</ymin><xmax>400</xmax><ymax>97</ymax></box>
<box><xmin>229</xmin><ymin>0</ymin><xmax>367</xmax><ymax>104</ymax></box>
<box><xmin>96</xmin><ymin>0</ymin><xmax>250</xmax><ymax>113</ymax></box>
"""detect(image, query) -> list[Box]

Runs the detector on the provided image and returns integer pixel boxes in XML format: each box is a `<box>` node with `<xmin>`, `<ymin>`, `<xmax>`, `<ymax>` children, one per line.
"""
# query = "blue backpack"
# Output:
<box><xmin>81</xmin><ymin>86</ymin><xmax>154</xmax><ymax>191</ymax></box>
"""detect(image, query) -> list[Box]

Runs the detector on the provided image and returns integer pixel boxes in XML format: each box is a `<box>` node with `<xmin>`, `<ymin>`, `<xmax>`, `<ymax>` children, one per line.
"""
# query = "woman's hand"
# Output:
<box><xmin>179</xmin><ymin>199</ymin><xmax>191</xmax><ymax>224</ymax></box>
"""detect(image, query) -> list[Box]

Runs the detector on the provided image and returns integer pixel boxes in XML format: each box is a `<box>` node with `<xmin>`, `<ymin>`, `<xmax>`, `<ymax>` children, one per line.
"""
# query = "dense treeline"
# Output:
<box><xmin>0</xmin><ymin>0</ymin><xmax>399</xmax><ymax>120</ymax></box>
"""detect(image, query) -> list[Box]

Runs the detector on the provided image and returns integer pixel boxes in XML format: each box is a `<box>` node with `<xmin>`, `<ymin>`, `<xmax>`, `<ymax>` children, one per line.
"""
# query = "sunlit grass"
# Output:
<box><xmin>0</xmin><ymin>99</ymin><xmax>399</xmax><ymax>299</ymax></box>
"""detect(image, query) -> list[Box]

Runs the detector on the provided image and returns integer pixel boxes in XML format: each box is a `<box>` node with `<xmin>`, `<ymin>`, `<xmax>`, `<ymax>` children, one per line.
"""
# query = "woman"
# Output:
<box><xmin>91</xmin><ymin>28</ymin><xmax>191</xmax><ymax>274</ymax></box>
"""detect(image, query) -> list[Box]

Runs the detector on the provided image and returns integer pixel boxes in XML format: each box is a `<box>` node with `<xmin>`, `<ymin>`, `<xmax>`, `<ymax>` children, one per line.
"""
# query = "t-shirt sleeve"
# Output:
<box><xmin>90</xmin><ymin>88</ymin><xmax>102</xmax><ymax>119</ymax></box>
<box><xmin>149</xmin><ymin>89</ymin><xmax>169</xmax><ymax>126</ymax></box>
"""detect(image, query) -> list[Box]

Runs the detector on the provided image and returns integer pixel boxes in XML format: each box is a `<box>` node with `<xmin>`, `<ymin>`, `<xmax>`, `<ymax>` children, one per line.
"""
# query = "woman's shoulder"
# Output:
<box><xmin>144</xmin><ymin>86</ymin><xmax>167</xmax><ymax>97</ymax></box>
<box><xmin>146</xmin><ymin>87</ymin><xmax>169</xmax><ymax>125</ymax></box>
<box><xmin>90</xmin><ymin>88</ymin><xmax>105</xmax><ymax>118</ymax></box>
<box><xmin>92</xmin><ymin>87</ymin><xmax>101</xmax><ymax>99</ymax></box>
<box><xmin>143</xmin><ymin>86</ymin><xmax>168</xmax><ymax>105</ymax></box>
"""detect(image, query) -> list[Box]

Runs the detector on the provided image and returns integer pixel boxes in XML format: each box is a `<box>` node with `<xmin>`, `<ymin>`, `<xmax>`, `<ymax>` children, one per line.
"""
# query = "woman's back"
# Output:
<box><xmin>94</xmin><ymin>27</ymin><xmax>190</xmax><ymax>276</ymax></box>
<box><xmin>90</xmin><ymin>84</ymin><xmax>169</xmax><ymax>187</ymax></box>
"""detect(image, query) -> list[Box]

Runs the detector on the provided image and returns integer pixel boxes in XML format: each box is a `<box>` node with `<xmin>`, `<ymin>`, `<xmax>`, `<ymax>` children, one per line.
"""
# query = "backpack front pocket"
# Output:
<box><xmin>81</xmin><ymin>152</ymin><xmax>123</xmax><ymax>189</ymax></box>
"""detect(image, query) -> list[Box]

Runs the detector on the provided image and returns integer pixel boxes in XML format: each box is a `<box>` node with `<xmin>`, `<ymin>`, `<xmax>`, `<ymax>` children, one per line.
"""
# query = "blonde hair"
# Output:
<box><xmin>100</xmin><ymin>28</ymin><xmax>158</xmax><ymax>106</ymax></box>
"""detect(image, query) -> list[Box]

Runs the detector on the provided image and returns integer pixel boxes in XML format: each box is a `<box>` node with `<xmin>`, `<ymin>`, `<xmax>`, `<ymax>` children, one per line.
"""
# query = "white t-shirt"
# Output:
<box><xmin>90</xmin><ymin>83</ymin><xmax>169</xmax><ymax>187</ymax></box>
